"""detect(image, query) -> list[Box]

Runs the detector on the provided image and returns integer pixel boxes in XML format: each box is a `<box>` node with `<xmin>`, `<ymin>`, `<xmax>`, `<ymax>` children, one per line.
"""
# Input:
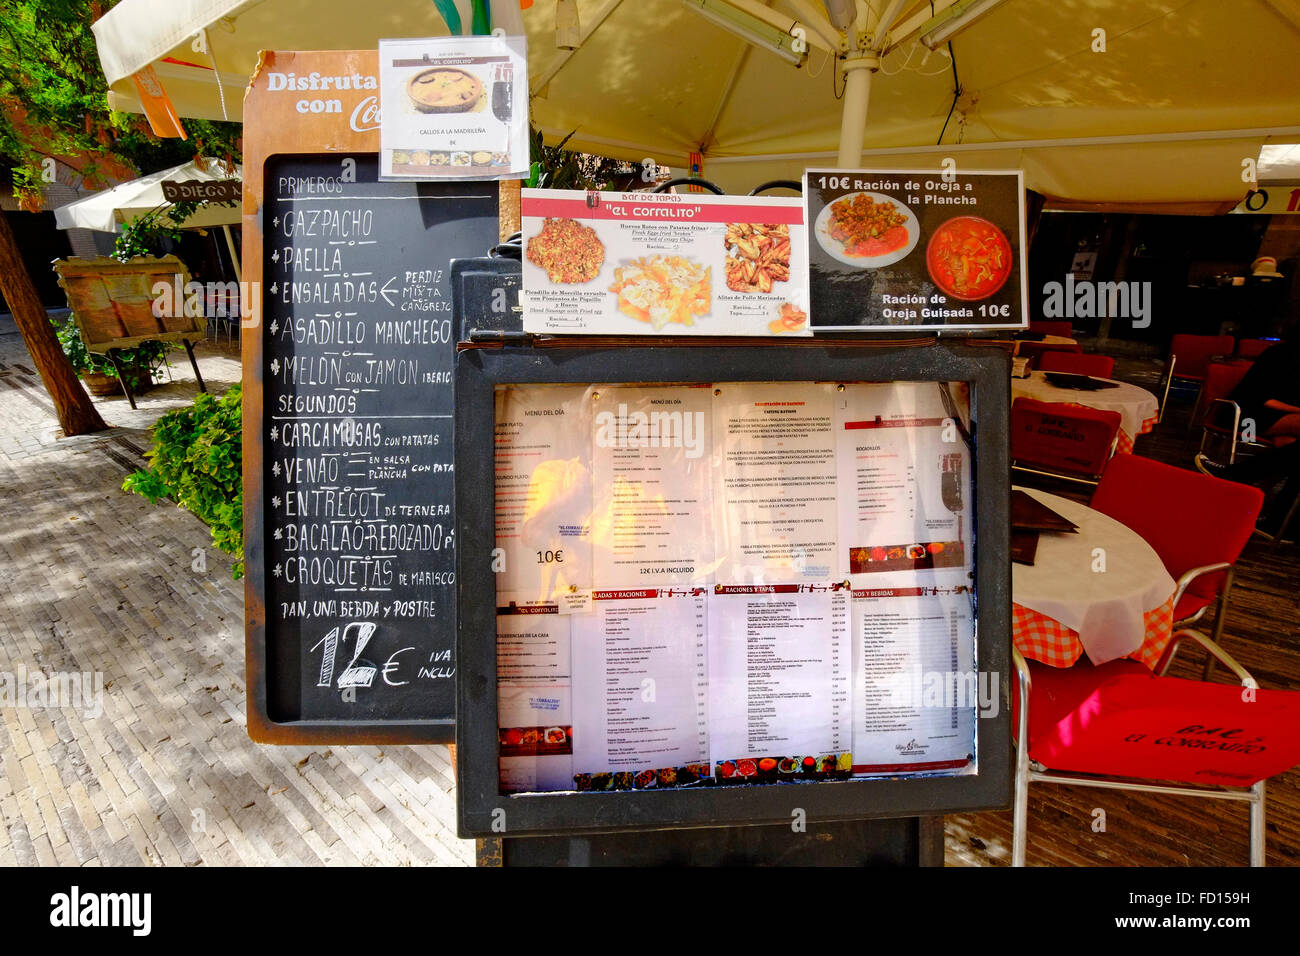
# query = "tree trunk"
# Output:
<box><xmin>0</xmin><ymin>211</ymin><xmax>107</xmax><ymax>435</ymax></box>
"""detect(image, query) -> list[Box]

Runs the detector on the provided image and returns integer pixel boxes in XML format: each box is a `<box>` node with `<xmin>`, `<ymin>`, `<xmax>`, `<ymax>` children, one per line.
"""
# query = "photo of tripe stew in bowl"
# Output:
<box><xmin>925</xmin><ymin>215</ymin><xmax>1013</xmax><ymax>301</ymax></box>
<box><xmin>406</xmin><ymin>67</ymin><xmax>482</xmax><ymax>113</ymax></box>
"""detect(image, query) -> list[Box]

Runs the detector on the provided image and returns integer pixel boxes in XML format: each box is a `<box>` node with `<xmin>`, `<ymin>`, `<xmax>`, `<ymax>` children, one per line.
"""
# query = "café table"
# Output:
<box><xmin>1012</xmin><ymin>486</ymin><xmax>1177</xmax><ymax>668</ymax></box>
<box><xmin>1011</xmin><ymin>370</ymin><xmax>1159</xmax><ymax>454</ymax></box>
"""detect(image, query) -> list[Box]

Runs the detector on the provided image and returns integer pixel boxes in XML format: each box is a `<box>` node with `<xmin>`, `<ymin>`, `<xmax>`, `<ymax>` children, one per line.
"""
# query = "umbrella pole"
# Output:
<box><xmin>836</xmin><ymin>54</ymin><xmax>877</xmax><ymax>167</ymax></box>
<box><xmin>222</xmin><ymin>224</ymin><xmax>242</xmax><ymax>281</ymax></box>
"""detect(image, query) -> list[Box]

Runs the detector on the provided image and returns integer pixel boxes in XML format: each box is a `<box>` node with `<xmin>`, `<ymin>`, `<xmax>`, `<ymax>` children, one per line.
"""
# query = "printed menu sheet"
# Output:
<box><xmin>850</xmin><ymin>586</ymin><xmax>977</xmax><ymax>773</ymax></box>
<box><xmin>493</xmin><ymin>382</ymin><xmax>979</xmax><ymax>795</ymax></box>
<box><xmin>835</xmin><ymin>382</ymin><xmax>973</xmax><ymax>580</ymax></box>
<box><xmin>712</xmin><ymin>383</ymin><xmax>840</xmax><ymax>584</ymax></box>
<box><xmin>494</xmin><ymin>384</ymin><xmax>593</xmax><ymax>600</ymax></box>
<box><xmin>708</xmin><ymin>585</ymin><xmax>851</xmax><ymax>768</ymax></box>
<box><xmin>496</xmin><ymin>598</ymin><xmax>574</xmax><ymax>794</ymax></box>
<box><xmin>591</xmin><ymin>386</ymin><xmax>713</xmax><ymax>589</ymax></box>
<box><xmin>520</xmin><ymin>190</ymin><xmax>810</xmax><ymax>336</ymax></box>
<box><xmin>570</xmin><ymin>589</ymin><xmax>711</xmax><ymax>789</ymax></box>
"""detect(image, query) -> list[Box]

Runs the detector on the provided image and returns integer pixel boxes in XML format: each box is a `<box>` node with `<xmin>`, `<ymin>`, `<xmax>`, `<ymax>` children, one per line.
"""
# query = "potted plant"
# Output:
<box><xmin>51</xmin><ymin>314</ymin><xmax>168</xmax><ymax>397</ymax></box>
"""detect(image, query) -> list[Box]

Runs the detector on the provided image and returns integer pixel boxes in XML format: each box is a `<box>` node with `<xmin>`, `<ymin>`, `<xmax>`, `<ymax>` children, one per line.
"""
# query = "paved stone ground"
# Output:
<box><xmin>0</xmin><ymin>315</ymin><xmax>474</xmax><ymax>866</ymax></box>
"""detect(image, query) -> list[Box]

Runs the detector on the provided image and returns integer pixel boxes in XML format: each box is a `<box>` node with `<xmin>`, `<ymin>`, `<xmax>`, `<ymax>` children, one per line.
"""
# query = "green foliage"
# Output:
<box><xmin>528</xmin><ymin>127</ymin><xmax>630</xmax><ymax>190</ymax></box>
<box><xmin>113</xmin><ymin>200</ymin><xmax>202</xmax><ymax>261</ymax></box>
<box><xmin>123</xmin><ymin>384</ymin><xmax>244</xmax><ymax>578</ymax></box>
<box><xmin>50</xmin><ymin>312</ymin><xmax>168</xmax><ymax>390</ymax></box>
<box><xmin>0</xmin><ymin>0</ymin><xmax>242</xmax><ymax>208</ymax></box>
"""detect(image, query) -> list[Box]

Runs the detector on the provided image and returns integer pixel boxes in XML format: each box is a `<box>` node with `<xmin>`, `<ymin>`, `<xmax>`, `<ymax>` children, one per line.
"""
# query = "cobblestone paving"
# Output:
<box><xmin>0</xmin><ymin>317</ymin><xmax>473</xmax><ymax>866</ymax></box>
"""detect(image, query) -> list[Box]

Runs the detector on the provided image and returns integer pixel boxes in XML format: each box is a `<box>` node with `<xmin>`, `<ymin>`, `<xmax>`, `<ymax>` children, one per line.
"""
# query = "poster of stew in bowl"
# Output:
<box><xmin>378</xmin><ymin>35</ymin><xmax>529</xmax><ymax>181</ymax></box>
<box><xmin>802</xmin><ymin>168</ymin><xmax>1027</xmax><ymax>331</ymax></box>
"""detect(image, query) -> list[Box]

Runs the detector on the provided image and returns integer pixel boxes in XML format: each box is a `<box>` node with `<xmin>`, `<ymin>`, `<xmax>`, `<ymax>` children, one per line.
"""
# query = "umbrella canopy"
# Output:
<box><xmin>92</xmin><ymin>0</ymin><xmax>1300</xmax><ymax>207</ymax></box>
<box><xmin>52</xmin><ymin>158</ymin><xmax>242</xmax><ymax>233</ymax></box>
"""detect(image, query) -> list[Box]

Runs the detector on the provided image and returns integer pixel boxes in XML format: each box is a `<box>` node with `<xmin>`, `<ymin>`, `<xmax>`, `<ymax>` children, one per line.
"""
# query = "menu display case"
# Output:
<box><xmin>456</xmin><ymin>342</ymin><xmax>1012</xmax><ymax>839</ymax></box>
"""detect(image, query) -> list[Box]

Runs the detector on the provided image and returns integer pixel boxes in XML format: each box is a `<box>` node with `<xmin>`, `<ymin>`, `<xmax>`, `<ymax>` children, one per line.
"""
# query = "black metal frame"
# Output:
<box><xmin>455</xmin><ymin>341</ymin><xmax>1012</xmax><ymax>838</ymax></box>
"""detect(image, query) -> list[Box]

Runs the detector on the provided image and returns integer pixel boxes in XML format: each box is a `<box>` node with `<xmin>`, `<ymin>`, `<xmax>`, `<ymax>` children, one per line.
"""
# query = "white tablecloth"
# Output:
<box><xmin>1012</xmin><ymin>371</ymin><xmax>1159</xmax><ymax>443</ymax></box>
<box><xmin>1012</xmin><ymin>487</ymin><xmax>1176</xmax><ymax>664</ymax></box>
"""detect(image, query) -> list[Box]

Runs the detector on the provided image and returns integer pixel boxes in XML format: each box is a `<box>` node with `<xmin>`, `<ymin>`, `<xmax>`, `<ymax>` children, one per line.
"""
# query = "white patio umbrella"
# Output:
<box><xmin>91</xmin><ymin>0</ymin><xmax>1300</xmax><ymax>208</ymax></box>
<box><xmin>53</xmin><ymin>158</ymin><xmax>244</xmax><ymax>275</ymax></box>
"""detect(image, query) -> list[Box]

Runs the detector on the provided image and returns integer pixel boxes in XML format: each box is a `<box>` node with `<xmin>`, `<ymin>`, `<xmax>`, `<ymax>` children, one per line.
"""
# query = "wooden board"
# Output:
<box><xmin>53</xmin><ymin>255</ymin><xmax>205</xmax><ymax>352</ymax></box>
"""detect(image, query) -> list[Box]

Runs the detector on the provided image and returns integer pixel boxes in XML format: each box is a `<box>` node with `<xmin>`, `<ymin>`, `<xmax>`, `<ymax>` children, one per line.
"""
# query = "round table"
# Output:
<box><xmin>1012</xmin><ymin>487</ymin><xmax>1176</xmax><ymax>668</ymax></box>
<box><xmin>1011</xmin><ymin>371</ymin><xmax>1159</xmax><ymax>454</ymax></box>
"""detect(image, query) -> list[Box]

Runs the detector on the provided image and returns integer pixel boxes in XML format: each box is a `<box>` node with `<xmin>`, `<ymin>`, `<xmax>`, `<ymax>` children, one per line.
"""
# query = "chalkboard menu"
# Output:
<box><xmin>258</xmin><ymin>154</ymin><xmax>498</xmax><ymax>732</ymax></box>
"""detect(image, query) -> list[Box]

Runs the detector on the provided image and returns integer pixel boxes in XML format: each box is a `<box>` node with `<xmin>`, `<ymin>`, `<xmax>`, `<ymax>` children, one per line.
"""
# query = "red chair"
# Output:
<box><xmin>1029</xmin><ymin>320</ymin><xmax>1073</xmax><ymax>338</ymax></box>
<box><xmin>1236</xmin><ymin>338</ymin><xmax>1279</xmax><ymax>360</ymax></box>
<box><xmin>1013</xmin><ymin>630</ymin><xmax>1300</xmax><ymax>866</ymax></box>
<box><xmin>1035</xmin><ymin>351</ymin><xmax>1116</xmax><ymax>379</ymax></box>
<box><xmin>1089</xmin><ymin>454</ymin><xmax>1263</xmax><ymax>673</ymax></box>
<box><xmin>1011</xmin><ymin>398</ymin><xmax>1121</xmax><ymax>484</ymax></box>
<box><xmin>1019</xmin><ymin>341</ymin><xmax>1083</xmax><ymax>365</ymax></box>
<box><xmin>1160</xmin><ymin>333</ymin><xmax>1237</xmax><ymax>422</ymax></box>
<box><xmin>1196</xmin><ymin>361</ymin><xmax>1263</xmax><ymax>464</ymax></box>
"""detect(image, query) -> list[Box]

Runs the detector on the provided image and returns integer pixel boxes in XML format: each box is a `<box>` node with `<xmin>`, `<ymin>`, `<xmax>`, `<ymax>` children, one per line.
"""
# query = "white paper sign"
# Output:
<box><xmin>378</xmin><ymin>35</ymin><xmax>528</xmax><ymax>181</ymax></box>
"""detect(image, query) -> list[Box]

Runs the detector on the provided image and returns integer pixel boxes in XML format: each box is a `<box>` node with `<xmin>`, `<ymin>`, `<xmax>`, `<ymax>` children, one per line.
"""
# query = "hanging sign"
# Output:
<box><xmin>378</xmin><ymin>34</ymin><xmax>529</xmax><ymax>182</ymax></box>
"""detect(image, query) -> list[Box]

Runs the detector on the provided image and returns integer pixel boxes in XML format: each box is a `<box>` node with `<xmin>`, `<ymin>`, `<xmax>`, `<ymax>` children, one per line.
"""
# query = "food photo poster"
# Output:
<box><xmin>520</xmin><ymin>190</ymin><xmax>811</xmax><ymax>336</ymax></box>
<box><xmin>378</xmin><ymin>34</ymin><xmax>529</xmax><ymax>180</ymax></box>
<box><xmin>804</xmin><ymin>168</ymin><xmax>1028</xmax><ymax>330</ymax></box>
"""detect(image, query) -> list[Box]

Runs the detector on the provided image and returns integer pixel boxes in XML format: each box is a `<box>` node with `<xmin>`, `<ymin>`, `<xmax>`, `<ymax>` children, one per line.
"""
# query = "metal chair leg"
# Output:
<box><xmin>1159</xmin><ymin>356</ymin><xmax>1175</xmax><ymax>424</ymax></box>
<box><xmin>1201</xmin><ymin>569</ymin><xmax>1235</xmax><ymax>681</ymax></box>
<box><xmin>1250</xmin><ymin>780</ymin><xmax>1266</xmax><ymax>867</ymax></box>
<box><xmin>1012</xmin><ymin>647</ymin><xmax>1032</xmax><ymax>867</ymax></box>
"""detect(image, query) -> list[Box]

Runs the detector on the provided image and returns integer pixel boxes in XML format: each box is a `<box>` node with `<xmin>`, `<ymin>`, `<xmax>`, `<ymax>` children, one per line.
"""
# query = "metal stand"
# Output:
<box><xmin>182</xmin><ymin>338</ymin><xmax>207</xmax><ymax>393</ymax></box>
<box><xmin>105</xmin><ymin>347</ymin><xmax>137</xmax><ymax>409</ymax></box>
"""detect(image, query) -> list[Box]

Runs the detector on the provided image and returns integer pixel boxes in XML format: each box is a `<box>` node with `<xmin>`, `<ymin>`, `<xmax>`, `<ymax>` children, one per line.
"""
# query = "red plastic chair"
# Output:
<box><xmin>1035</xmin><ymin>351</ymin><xmax>1116</xmax><ymax>379</ymax></box>
<box><xmin>1011</xmin><ymin>398</ymin><xmax>1122</xmax><ymax>484</ymax></box>
<box><xmin>1196</xmin><ymin>361</ymin><xmax>1262</xmax><ymax>464</ymax></box>
<box><xmin>1160</xmin><ymin>334</ymin><xmax>1237</xmax><ymax>421</ymax></box>
<box><xmin>1236</xmin><ymin>338</ymin><xmax>1279</xmax><ymax>360</ymax></box>
<box><xmin>1013</xmin><ymin>631</ymin><xmax>1300</xmax><ymax>866</ymax></box>
<box><xmin>1029</xmin><ymin>320</ymin><xmax>1073</xmax><ymax>338</ymax></box>
<box><xmin>1019</xmin><ymin>341</ymin><xmax>1084</xmax><ymax>366</ymax></box>
<box><xmin>1089</xmin><ymin>454</ymin><xmax>1263</xmax><ymax>669</ymax></box>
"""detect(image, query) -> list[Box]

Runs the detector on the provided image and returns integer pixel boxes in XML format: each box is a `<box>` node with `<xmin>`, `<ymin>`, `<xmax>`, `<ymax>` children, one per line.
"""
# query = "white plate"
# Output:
<box><xmin>814</xmin><ymin>192</ymin><xmax>919</xmax><ymax>269</ymax></box>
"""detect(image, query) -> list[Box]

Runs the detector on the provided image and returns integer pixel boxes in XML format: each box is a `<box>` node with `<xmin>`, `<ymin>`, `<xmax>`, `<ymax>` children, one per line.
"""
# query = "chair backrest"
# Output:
<box><xmin>1011</xmin><ymin>398</ymin><xmax>1122</xmax><ymax>478</ymax></box>
<box><xmin>1236</xmin><ymin>337</ymin><xmax>1279</xmax><ymax>360</ymax></box>
<box><xmin>1029</xmin><ymin>320</ymin><xmax>1073</xmax><ymax>338</ymax></box>
<box><xmin>1090</xmin><ymin>454</ymin><xmax>1263</xmax><ymax>599</ymax></box>
<box><xmin>1020</xmin><ymin>341</ymin><xmax>1083</xmax><ymax>364</ymax></box>
<box><xmin>1169</xmin><ymin>334</ymin><xmax>1237</xmax><ymax>380</ymax></box>
<box><xmin>1035</xmin><ymin>351</ymin><xmax>1116</xmax><ymax>378</ymax></box>
<box><xmin>1026</xmin><ymin>661</ymin><xmax>1300</xmax><ymax>787</ymax></box>
<box><xmin>1198</xmin><ymin>361</ymin><xmax>1252</xmax><ymax>426</ymax></box>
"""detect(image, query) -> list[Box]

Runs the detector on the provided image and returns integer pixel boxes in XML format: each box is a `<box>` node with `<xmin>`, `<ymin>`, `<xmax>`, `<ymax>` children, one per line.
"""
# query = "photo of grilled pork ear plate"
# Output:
<box><xmin>406</xmin><ymin>67</ymin><xmax>483</xmax><ymax>113</ymax></box>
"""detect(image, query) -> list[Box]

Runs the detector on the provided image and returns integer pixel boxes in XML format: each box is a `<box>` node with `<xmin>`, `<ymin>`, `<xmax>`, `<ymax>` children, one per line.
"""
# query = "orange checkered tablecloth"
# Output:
<box><xmin>1013</xmin><ymin>594</ymin><xmax>1176</xmax><ymax>668</ymax></box>
<box><xmin>1115</xmin><ymin>413</ymin><xmax>1159</xmax><ymax>455</ymax></box>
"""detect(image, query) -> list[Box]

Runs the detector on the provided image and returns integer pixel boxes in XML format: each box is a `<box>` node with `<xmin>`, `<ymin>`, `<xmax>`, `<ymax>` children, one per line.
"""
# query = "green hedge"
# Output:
<box><xmin>123</xmin><ymin>384</ymin><xmax>244</xmax><ymax>578</ymax></box>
